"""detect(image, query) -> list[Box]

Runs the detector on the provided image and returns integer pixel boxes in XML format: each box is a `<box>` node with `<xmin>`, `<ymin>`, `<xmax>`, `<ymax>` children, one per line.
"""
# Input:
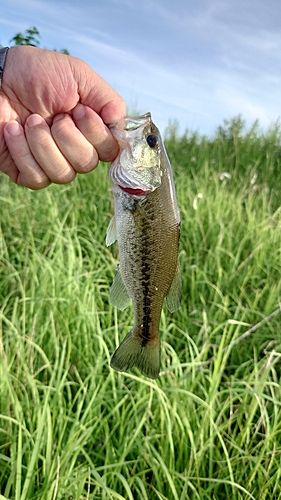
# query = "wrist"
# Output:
<box><xmin>0</xmin><ymin>47</ymin><xmax>9</xmax><ymax>88</ymax></box>
<box><xmin>0</xmin><ymin>46</ymin><xmax>15</xmax><ymax>164</ymax></box>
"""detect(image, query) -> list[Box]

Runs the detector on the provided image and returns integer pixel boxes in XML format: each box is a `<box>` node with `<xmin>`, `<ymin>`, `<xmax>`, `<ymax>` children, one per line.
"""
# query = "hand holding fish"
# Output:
<box><xmin>0</xmin><ymin>45</ymin><xmax>125</xmax><ymax>188</ymax></box>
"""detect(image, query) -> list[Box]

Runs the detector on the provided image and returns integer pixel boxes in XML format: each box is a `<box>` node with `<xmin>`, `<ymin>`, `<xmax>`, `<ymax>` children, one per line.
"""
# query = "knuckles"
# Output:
<box><xmin>73</xmin><ymin>155</ymin><xmax>99</xmax><ymax>173</ymax></box>
<box><xmin>51</xmin><ymin>167</ymin><xmax>76</xmax><ymax>184</ymax></box>
<box><xmin>18</xmin><ymin>174</ymin><xmax>50</xmax><ymax>190</ymax></box>
<box><xmin>51</xmin><ymin>115</ymin><xmax>71</xmax><ymax>137</ymax></box>
<box><xmin>21</xmin><ymin>166</ymin><xmax>75</xmax><ymax>188</ymax></box>
<box><xmin>26</xmin><ymin>179</ymin><xmax>50</xmax><ymax>190</ymax></box>
<box><xmin>99</xmin><ymin>143</ymin><xmax>119</xmax><ymax>162</ymax></box>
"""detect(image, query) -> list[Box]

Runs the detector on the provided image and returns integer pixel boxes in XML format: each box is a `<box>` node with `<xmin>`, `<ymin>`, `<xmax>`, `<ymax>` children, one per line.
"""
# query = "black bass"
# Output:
<box><xmin>107</xmin><ymin>113</ymin><xmax>180</xmax><ymax>379</ymax></box>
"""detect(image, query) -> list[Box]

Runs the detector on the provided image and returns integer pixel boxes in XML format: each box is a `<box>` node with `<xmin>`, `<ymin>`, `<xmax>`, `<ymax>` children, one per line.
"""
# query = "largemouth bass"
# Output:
<box><xmin>107</xmin><ymin>113</ymin><xmax>180</xmax><ymax>379</ymax></box>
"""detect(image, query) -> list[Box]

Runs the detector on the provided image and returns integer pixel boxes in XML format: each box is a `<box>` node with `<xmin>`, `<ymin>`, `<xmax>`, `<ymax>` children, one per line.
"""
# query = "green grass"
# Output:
<box><xmin>1</xmin><ymin>118</ymin><xmax>281</xmax><ymax>499</ymax></box>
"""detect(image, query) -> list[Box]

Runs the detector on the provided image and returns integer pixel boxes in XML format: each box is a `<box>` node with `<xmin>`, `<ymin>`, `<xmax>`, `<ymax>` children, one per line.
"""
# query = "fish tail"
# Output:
<box><xmin>110</xmin><ymin>329</ymin><xmax>160</xmax><ymax>379</ymax></box>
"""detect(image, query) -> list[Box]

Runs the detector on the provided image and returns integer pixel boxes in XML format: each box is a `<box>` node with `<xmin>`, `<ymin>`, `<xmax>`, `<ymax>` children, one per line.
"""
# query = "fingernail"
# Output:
<box><xmin>27</xmin><ymin>114</ymin><xmax>44</xmax><ymax>127</ymax></box>
<box><xmin>5</xmin><ymin>121</ymin><xmax>22</xmax><ymax>136</ymax></box>
<box><xmin>72</xmin><ymin>104</ymin><xmax>85</xmax><ymax>120</ymax></box>
<box><xmin>53</xmin><ymin>113</ymin><xmax>66</xmax><ymax>124</ymax></box>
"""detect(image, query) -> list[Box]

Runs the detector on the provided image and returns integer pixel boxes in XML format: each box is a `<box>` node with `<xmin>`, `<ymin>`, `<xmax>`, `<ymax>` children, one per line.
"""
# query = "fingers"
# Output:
<box><xmin>72</xmin><ymin>104</ymin><xmax>119</xmax><ymax>161</ymax></box>
<box><xmin>4</xmin><ymin>121</ymin><xmax>50</xmax><ymax>189</ymax></box>
<box><xmin>0</xmin><ymin>143</ymin><xmax>20</xmax><ymax>182</ymax></box>
<box><xmin>25</xmin><ymin>115</ymin><xmax>76</xmax><ymax>184</ymax></box>
<box><xmin>4</xmin><ymin>115</ymin><xmax>78</xmax><ymax>189</ymax></box>
<box><xmin>3</xmin><ymin>104</ymin><xmax>120</xmax><ymax>189</ymax></box>
<box><xmin>51</xmin><ymin>113</ymin><xmax>98</xmax><ymax>172</ymax></box>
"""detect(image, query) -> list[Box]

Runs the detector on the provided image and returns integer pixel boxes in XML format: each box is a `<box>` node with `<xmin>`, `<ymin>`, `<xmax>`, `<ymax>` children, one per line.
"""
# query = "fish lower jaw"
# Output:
<box><xmin>118</xmin><ymin>184</ymin><xmax>149</xmax><ymax>196</ymax></box>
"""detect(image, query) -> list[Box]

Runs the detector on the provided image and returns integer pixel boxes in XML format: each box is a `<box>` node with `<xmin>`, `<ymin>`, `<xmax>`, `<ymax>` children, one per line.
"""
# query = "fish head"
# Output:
<box><xmin>110</xmin><ymin>113</ymin><xmax>162</xmax><ymax>196</ymax></box>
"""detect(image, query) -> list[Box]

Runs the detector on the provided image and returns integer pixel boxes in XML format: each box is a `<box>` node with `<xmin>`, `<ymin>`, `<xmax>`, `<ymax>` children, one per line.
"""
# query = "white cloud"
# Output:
<box><xmin>1</xmin><ymin>0</ymin><xmax>281</xmax><ymax>134</ymax></box>
<box><xmin>72</xmin><ymin>33</ymin><xmax>201</xmax><ymax>112</ymax></box>
<box><xmin>217</xmin><ymin>86</ymin><xmax>273</xmax><ymax>125</ymax></box>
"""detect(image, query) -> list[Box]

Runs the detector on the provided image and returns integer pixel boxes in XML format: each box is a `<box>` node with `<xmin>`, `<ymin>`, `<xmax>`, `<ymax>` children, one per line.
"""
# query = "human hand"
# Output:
<box><xmin>0</xmin><ymin>45</ymin><xmax>125</xmax><ymax>189</ymax></box>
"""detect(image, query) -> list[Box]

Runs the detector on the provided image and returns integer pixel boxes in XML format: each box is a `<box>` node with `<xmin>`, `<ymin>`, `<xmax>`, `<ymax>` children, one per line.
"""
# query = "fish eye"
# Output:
<box><xmin>146</xmin><ymin>134</ymin><xmax>158</xmax><ymax>148</ymax></box>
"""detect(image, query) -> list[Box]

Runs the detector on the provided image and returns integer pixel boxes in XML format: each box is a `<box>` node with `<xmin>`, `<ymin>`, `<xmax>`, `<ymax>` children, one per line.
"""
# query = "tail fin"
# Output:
<box><xmin>110</xmin><ymin>330</ymin><xmax>160</xmax><ymax>379</ymax></box>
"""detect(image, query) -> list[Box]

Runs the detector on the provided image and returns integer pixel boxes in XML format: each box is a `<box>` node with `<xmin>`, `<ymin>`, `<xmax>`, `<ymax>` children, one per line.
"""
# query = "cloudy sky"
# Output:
<box><xmin>1</xmin><ymin>0</ymin><xmax>280</xmax><ymax>134</ymax></box>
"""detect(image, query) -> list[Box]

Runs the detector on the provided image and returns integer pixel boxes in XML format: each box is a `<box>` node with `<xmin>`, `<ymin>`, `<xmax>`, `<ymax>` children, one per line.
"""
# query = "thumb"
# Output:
<box><xmin>71</xmin><ymin>58</ymin><xmax>126</xmax><ymax>125</ymax></box>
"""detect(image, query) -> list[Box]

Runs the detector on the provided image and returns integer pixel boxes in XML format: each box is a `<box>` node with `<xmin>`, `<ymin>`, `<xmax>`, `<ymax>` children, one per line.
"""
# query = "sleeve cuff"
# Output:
<box><xmin>0</xmin><ymin>47</ymin><xmax>9</xmax><ymax>88</ymax></box>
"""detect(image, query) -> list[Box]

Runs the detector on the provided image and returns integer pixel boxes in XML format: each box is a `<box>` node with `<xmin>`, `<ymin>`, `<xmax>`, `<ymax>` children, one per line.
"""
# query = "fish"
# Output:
<box><xmin>106</xmin><ymin>112</ymin><xmax>181</xmax><ymax>379</ymax></box>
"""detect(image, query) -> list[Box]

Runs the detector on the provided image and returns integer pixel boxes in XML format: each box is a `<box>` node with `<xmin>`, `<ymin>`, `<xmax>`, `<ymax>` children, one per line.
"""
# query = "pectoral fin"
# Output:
<box><xmin>109</xmin><ymin>268</ymin><xmax>130</xmax><ymax>310</ymax></box>
<box><xmin>106</xmin><ymin>217</ymin><xmax>117</xmax><ymax>247</ymax></box>
<box><xmin>166</xmin><ymin>266</ymin><xmax>182</xmax><ymax>313</ymax></box>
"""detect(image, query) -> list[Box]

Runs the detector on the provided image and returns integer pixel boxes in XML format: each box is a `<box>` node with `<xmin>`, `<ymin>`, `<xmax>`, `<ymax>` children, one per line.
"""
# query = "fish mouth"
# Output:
<box><xmin>118</xmin><ymin>185</ymin><xmax>148</xmax><ymax>196</ymax></box>
<box><xmin>110</xmin><ymin>113</ymin><xmax>151</xmax><ymax>132</ymax></box>
<box><xmin>123</xmin><ymin>113</ymin><xmax>151</xmax><ymax>131</ymax></box>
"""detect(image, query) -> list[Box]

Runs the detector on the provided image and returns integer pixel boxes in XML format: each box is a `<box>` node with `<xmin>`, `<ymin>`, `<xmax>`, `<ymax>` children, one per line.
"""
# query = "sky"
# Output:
<box><xmin>1</xmin><ymin>0</ymin><xmax>281</xmax><ymax>135</ymax></box>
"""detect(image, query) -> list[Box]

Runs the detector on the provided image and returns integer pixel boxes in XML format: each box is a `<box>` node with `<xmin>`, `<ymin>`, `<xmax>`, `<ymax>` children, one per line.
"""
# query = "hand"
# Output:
<box><xmin>0</xmin><ymin>45</ymin><xmax>125</xmax><ymax>189</ymax></box>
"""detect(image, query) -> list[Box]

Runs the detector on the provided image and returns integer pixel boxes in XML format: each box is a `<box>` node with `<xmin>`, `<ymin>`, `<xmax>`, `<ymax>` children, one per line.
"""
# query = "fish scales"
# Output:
<box><xmin>116</xmin><ymin>181</ymin><xmax>179</xmax><ymax>342</ymax></box>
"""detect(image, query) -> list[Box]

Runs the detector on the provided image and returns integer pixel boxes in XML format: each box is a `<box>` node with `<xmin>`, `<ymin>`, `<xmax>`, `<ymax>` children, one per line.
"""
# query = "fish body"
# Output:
<box><xmin>107</xmin><ymin>113</ymin><xmax>180</xmax><ymax>379</ymax></box>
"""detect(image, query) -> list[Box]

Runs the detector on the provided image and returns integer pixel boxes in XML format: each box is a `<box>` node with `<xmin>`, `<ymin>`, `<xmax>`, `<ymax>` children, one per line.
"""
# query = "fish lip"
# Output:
<box><xmin>110</xmin><ymin>161</ymin><xmax>157</xmax><ymax>194</ymax></box>
<box><xmin>118</xmin><ymin>184</ymin><xmax>149</xmax><ymax>196</ymax></box>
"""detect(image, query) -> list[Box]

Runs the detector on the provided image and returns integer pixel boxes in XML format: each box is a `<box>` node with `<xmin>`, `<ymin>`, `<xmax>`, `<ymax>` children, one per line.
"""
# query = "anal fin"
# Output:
<box><xmin>166</xmin><ymin>266</ymin><xmax>181</xmax><ymax>313</ymax></box>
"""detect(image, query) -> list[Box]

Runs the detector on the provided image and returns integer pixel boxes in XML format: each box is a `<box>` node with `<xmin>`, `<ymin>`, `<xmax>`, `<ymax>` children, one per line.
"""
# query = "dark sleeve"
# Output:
<box><xmin>0</xmin><ymin>47</ymin><xmax>9</xmax><ymax>88</ymax></box>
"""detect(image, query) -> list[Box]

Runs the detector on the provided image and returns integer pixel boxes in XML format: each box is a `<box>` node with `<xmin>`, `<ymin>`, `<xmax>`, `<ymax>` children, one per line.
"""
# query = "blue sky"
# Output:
<box><xmin>1</xmin><ymin>0</ymin><xmax>280</xmax><ymax>135</ymax></box>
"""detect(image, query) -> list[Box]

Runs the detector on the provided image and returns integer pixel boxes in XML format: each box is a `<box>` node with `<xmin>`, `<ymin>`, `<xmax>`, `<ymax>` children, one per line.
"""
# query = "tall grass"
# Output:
<box><xmin>1</xmin><ymin>118</ymin><xmax>281</xmax><ymax>499</ymax></box>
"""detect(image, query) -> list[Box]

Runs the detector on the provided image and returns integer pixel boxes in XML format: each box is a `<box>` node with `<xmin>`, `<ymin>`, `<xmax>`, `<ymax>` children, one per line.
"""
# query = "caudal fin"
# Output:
<box><xmin>110</xmin><ymin>330</ymin><xmax>160</xmax><ymax>379</ymax></box>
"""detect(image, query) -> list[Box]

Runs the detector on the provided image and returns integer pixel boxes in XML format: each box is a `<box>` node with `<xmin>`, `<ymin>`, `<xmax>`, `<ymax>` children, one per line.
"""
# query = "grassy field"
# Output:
<box><xmin>1</xmin><ymin>118</ymin><xmax>281</xmax><ymax>499</ymax></box>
